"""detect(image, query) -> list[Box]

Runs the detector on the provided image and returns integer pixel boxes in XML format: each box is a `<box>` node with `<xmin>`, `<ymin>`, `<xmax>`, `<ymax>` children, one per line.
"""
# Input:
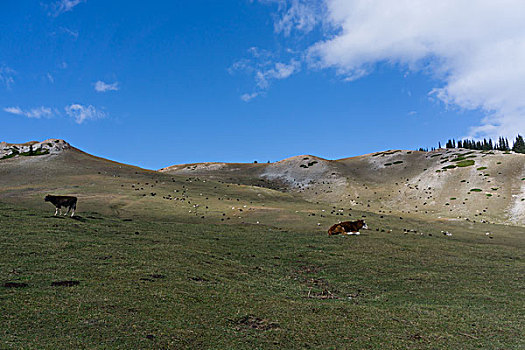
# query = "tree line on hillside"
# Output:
<box><xmin>419</xmin><ymin>135</ymin><xmax>525</xmax><ymax>153</ymax></box>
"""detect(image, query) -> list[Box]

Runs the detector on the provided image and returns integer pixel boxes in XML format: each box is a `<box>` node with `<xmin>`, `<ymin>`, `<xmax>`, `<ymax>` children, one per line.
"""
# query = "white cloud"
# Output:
<box><xmin>272</xmin><ymin>0</ymin><xmax>321</xmax><ymax>36</ymax></box>
<box><xmin>60</xmin><ymin>27</ymin><xmax>79</xmax><ymax>39</ymax></box>
<box><xmin>49</xmin><ymin>0</ymin><xmax>86</xmax><ymax>17</ymax></box>
<box><xmin>65</xmin><ymin>104</ymin><xmax>105</xmax><ymax>124</ymax></box>
<box><xmin>241</xmin><ymin>92</ymin><xmax>261</xmax><ymax>102</ymax></box>
<box><xmin>94</xmin><ymin>80</ymin><xmax>120</xmax><ymax>92</ymax></box>
<box><xmin>47</xmin><ymin>73</ymin><xmax>55</xmax><ymax>84</ymax></box>
<box><xmin>263</xmin><ymin>0</ymin><xmax>525</xmax><ymax>138</ymax></box>
<box><xmin>230</xmin><ymin>48</ymin><xmax>300</xmax><ymax>101</ymax></box>
<box><xmin>4</xmin><ymin>106</ymin><xmax>53</xmax><ymax>119</ymax></box>
<box><xmin>0</xmin><ymin>65</ymin><xmax>15</xmax><ymax>89</ymax></box>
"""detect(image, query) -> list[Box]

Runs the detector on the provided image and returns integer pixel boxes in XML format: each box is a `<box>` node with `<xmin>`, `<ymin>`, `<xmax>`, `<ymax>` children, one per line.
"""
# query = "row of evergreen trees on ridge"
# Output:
<box><xmin>419</xmin><ymin>135</ymin><xmax>525</xmax><ymax>153</ymax></box>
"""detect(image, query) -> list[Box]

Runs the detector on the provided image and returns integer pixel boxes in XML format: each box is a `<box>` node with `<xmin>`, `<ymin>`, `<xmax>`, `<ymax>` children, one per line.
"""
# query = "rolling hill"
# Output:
<box><xmin>161</xmin><ymin>149</ymin><xmax>525</xmax><ymax>226</ymax></box>
<box><xmin>1</xmin><ymin>139</ymin><xmax>524</xmax><ymax>227</ymax></box>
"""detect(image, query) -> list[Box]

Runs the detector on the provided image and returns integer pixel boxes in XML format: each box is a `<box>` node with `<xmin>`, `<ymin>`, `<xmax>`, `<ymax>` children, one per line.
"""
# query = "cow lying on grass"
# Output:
<box><xmin>44</xmin><ymin>195</ymin><xmax>77</xmax><ymax>217</ymax></box>
<box><xmin>328</xmin><ymin>220</ymin><xmax>368</xmax><ymax>236</ymax></box>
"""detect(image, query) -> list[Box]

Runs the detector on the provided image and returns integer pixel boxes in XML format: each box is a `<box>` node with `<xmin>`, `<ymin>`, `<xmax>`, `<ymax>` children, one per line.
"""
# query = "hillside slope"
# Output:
<box><xmin>2</xmin><ymin>139</ymin><xmax>523</xmax><ymax>227</ymax></box>
<box><xmin>0</xmin><ymin>140</ymin><xmax>327</xmax><ymax>228</ymax></box>
<box><xmin>161</xmin><ymin>149</ymin><xmax>525</xmax><ymax>226</ymax></box>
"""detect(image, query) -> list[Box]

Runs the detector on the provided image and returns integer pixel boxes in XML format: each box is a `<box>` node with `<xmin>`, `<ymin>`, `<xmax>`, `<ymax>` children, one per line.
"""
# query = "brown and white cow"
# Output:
<box><xmin>44</xmin><ymin>195</ymin><xmax>77</xmax><ymax>217</ymax></box>
<box><xmin>328</xmin><ymin>220</ymin><xmax>368</xmax><ymax>236</ymax></box>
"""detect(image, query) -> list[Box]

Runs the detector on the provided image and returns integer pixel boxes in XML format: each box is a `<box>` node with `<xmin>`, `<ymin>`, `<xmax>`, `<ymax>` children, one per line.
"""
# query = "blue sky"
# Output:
<box><xmin>1</xmin><ymin>0</ymin><xmax>522</xmax><ymax>169</ymax></box>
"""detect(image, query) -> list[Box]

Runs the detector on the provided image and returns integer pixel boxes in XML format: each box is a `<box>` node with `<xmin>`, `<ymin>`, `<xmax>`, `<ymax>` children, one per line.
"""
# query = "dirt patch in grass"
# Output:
<box><xmin>295</xmin><ymin>264</ymin><xmax>323</xmax><ymax>275</ymax></box>
<box><xmin>3</xmin><ymin>282</ymin><xmax>28</xmax><ymax>288</ymax></box>
<box><xmin>51</xmin><ymin>280</ymin><xmax>80</xmax><ymax>287</ymax></box>
<box><xmin>307</xmin><ymin>288</ymin><xmax>338</xmax><ymax>300</ymax></box>
<box><xmin>234</xmin><ymin>315</ymin><xmax>280</xmax><ymax>331</ymax></box>
<box><xmin>190</xmin><ymin>276</ymin><xmax>209</xmax><ymax>283</ymax></box>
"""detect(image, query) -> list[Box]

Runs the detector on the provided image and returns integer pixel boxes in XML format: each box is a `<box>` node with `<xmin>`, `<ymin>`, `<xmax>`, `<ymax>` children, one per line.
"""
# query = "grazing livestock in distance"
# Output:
<box><xmin>44</xmin><ymin>195</ymin><xmax>77</xmax><ymax>217</ymax></box>
<box><xmin>328</xmin><ymin>220</ymin><xmax>368</xmax><ymax>236</ymax></box>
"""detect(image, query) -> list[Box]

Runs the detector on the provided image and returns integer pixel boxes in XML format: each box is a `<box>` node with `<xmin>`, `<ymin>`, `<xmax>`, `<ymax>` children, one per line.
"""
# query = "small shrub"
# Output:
<box><xmin>442</xmin><ymin>165</ymin><xmax>457</xmax><ymax>170</ymax></box>
<box><xmin>477</xmin><ymin>167</ymin><xmax>488</xmax><ymax>171</ymax></box>
<box><xmin>470</xmin><ymin>188</ymin><xmax>482</xmax><ymax>192</ymax></box>
<box><xmin>1</xmin><ymin>149</ymin><xmax>19</xmax><ymax>160</ymax></box>
<box><xmin>384</xmin><ymin>163</ymin><xmax>392</xmax><ymax>166</ymax></box>
<box><xmin>456</xmin><ymin>160</ymin><xmax>475</xmax><ymax>167</ymax></box>
<box><xmin>20</xmin><ymin>149</ymin><xmax>49</xmax><ymax>157</ymax></box>
<box><xmin>393</xmin><ymin>161</ymin><xmax>403</xmax><ymax>164</ymax></box>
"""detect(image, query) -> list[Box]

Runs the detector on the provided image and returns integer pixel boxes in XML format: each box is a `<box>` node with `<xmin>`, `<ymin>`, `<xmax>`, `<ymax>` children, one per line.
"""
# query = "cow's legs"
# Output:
<box><xmin>54</xmin><ymin>207</ymin><xmax>58</xmax><ymax>216</ymax></box>
<box><xmin>64</xmin><ymin>206</ymin><xmax>70</xmax><ymax>216</ymax></box>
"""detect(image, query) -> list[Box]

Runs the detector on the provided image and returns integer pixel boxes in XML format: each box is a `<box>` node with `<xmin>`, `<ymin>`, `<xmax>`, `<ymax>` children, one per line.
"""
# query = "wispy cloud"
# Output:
<box><xmin>0</xmin><ymin>65</ymin><xmax>16</xmax><ymax>89</ymax></box>
<box><xmin>4</xmin><ymin>106</ymin><xmax>53</xmax><ymax>119</ymax></box>
<box><xmin>257</xmin><ymin>0</ymin><xmax>525</xmax><ymax>138</ymax></box>
<box><xmin>241</xmin><ymin>92</ymin><xmax>261</xmax><ymax>102</ymax></box>
<box><xmin>94</xmin><ymin>80</ymin><xmax>120</xmax><ymax>92</ymax></box>
<box><xmin>230</xmin><ymin>47</ymin><xmax>300</xmax><ymax>101</ymax></box>
<box><xmin>60</xmin><ymin>27</ymin><xmax>79</xmax><ymax>39</ymax></box>
<box><xmin>268</xmin><ymin>0</ymin><xmax>323</xmax><ymax>36</ymax></box>
<box><xmin>4</xmin><ymin>103</ymin><xmax>106</xmax><ymax>124</ymax></box>
<box><xmin>46</xmin><ymin>73</ymin><xmax>55</xmax><ymax>84</ymax></box>
<box><xmin>65</xmin><ymin>104</ymin><xmax>105</xmax><ymax>124</ymax></box>
<box><xmin>48</xmin><ymin>0</ymin><xmax>86</xmax><ymax>17</ymax></box>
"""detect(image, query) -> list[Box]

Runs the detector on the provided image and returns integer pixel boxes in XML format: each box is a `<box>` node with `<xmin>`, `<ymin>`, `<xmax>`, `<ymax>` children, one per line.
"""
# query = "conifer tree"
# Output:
<box><xmin>512</xmin><ymin>135</ymin><xmax>525</xmax><ymax>153</ymax></box>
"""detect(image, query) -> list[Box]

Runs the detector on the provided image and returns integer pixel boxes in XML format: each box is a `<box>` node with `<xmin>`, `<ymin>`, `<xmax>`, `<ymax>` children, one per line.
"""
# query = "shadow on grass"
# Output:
<box><xmin>47</xmin><ymin>215</ymin><xmax>88</xmax><ymax>222</ymax></box>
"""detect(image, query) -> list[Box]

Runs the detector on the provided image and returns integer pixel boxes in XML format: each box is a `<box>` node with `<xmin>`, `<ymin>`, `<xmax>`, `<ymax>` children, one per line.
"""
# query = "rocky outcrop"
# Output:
<box><xmin>0</xmin><ymin>139</ymin><xmax>70</xmax><ymax>160</ymax></box>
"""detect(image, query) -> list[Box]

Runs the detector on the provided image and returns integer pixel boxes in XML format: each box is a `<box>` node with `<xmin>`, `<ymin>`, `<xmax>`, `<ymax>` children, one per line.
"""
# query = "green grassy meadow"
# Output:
<box><xmin>1</xmin><ymin>202</ymin><xmax>524</xmax><ymax>349</ymax></box>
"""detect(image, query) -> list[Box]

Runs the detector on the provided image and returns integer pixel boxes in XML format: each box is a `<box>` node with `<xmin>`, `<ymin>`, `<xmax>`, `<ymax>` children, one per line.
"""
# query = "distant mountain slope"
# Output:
<box><xmin>0</xmin><ymin>140</ymin><xmax>319</xmax><ymax>226</ymax></box>
<box><xmin>1</xmin><ymin>139</ymin><xmax>523</xmax><ymax>226</ymax></box>
<box><xmin>161</xmin><ymin>149</ymin><xmax>525</xmax><ymax>226</ymax></box>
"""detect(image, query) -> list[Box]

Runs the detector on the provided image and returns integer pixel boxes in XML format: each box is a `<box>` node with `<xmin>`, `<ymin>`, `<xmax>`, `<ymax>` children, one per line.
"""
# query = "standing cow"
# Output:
<box><xmin>44</xmin><ymin>195</ymin><xmax>77</xmax><ymax>217</ymax></box>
